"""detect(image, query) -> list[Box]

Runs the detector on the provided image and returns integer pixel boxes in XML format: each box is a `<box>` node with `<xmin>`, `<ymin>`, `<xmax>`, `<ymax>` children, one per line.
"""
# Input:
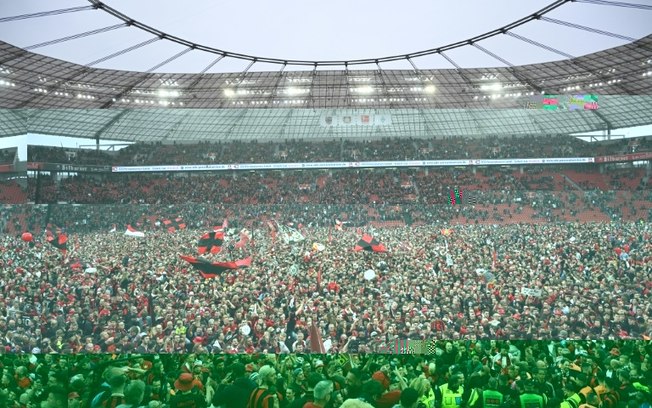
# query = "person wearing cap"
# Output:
<box><xmin>292</xmin><ymin>368</ymin><xmax>308</xmax><ymax>395</ymax></box>
<box><xmin>247</xmin><ymin>365</ymin><xmax>283</xmax><ymax>408</ymax></box>
<box><xmin>518</xmin><ymin>379</ymin><xmax>547</xmax><ymax>408</ymax></box>
<box><xmin>314</xmin><ymin>360</ymin><xmax>325</xmax><ymax>376</ymax></box>
<box><xmin>170</xmin><ymin>373</ymin><xmax>206</xmax><ymax>408</ymax></box>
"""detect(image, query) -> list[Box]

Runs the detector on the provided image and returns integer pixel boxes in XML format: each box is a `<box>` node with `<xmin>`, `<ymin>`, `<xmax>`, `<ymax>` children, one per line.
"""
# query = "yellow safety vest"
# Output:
<box><xmin>420</xmin><ymin>388</ymin><xmax>435</xmax><ymax>408</ymax></box>
<box><xmin>439</xmin><ymin>384</ymin><xmax>464</xmax><ymax>408</ymax></box>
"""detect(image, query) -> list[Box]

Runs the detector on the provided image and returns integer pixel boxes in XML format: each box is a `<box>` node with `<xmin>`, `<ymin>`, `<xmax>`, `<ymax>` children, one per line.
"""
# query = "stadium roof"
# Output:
<box><xmin>0</xmin><ymin>0</ymin><xmax>651</xmax><ymax>142</ymax></box>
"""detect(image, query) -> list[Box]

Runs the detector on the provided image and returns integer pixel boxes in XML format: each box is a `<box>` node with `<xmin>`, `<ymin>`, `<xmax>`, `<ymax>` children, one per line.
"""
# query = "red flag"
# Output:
<box><xmin>354</xmin><ymin>234</ymin><xmax>387</xmax><ymax>253</ymax></box>
<box><xmin>309</xmin><ymin>323</ymin><xmax>326</xmax><ymax>353</ymax></box>
<box><xmin>234</xmin><ymin>231</ymin><xmax>250</xmax><ymax>249</ymax></box>
<box><xmin>162</xmin><ymin>218</ymin><xmax>186</xmax><ymax>233</ymax></box>
<box><xmin>317</xmin><ymin>265</ymin><xmax>322</xmax><ymax>291</ymax></box>
<box><xmin>47</xmin><ymin>234</ymin><xmax>68</xmax><ymax>254</ymax></box>
<box><xmin>180</xmin><ymin>255</ymin><xmax>250</xmax><ymax>279</ymax></box>
<box><xmin>198</xmin><ymin>231</ymin><xmax>224</xmax><ymax>255</ymax></box>
<box><xmin>235</xmin><ymin>256</ymin><xmax>252</xmax><ymax>268</ymax></box>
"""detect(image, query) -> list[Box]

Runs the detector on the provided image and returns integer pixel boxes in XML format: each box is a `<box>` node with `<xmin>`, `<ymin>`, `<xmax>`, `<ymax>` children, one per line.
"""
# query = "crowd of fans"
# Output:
<box><xmin>4</xmin><ymin>136</ymin><xmax>650</xmax><ymax>408</ymax></box>
<box><xmin>1</xmin><ymin>214</ymin><xmax>651</xmax><ymax>356</ymax></box>
<box><xmin>1</xmin><ymin>340</ymin><xmax>651</xmax><ymax>407</ymax></box>
<box><xmin>26</xmin><ymin>165</ymin><xmax>649</xmax><ymax>211</ymax></box>
<box><xmin>25</xmin><ymin>136</ymin><xmax>652</xmax><ymax>166</ymax></box>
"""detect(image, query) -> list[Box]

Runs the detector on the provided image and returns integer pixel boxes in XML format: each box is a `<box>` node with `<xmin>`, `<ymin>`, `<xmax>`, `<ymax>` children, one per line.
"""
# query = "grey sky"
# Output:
<box><xmin>0</xmin><ymin>0</ymin><xmax>651</xmax><ymax>73</ymax></box>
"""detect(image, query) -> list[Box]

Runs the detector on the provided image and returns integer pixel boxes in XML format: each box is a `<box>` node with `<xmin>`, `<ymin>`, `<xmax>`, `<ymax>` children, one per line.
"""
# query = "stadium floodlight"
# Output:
<box><xmin>158</xmin><ymin>89</ymin><xmax>180</xmax><ymax>98</ymax></box>
<box><xmin>285</xmin><ymin>87</ymin><xmax>308</xmax><ymax>96</ymax></box>
<box><xmin>480</xmin><ymin>83</ymin><xmax>502</xmax><ymax>92</ymax></box>
<box><xmin>424</xmin><ymin>84</ymin><xmax>436</xmax><ymax>94</ymax></box>
<box><xmin>354</xmin><ymin>85</ymin><xmax>374</xmax><ymax>94</ymax></box>
<box><xmin>224</xmin><ymin>89</ymin><xmax>235</xmax><ymax>97</ymax></box>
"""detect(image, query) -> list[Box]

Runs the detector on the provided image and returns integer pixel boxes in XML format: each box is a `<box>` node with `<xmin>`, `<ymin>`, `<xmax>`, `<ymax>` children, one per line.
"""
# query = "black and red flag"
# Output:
<box><xmin>180</xmin><ymin>255</ymin><xmax>252</xmax><ymax>279</ymax></box>
<box><xmin>47</xmin><ymin>234</ymin><xmax>68</xmax><ymax>253</ymax></box>
<box><xmin>354</xmin><ymin>234</ymin><xmax>387</xmax><ymax>253</ymax></box>
<box><xmin>198</xmin><ymin>231</ymin><xmax>224</xmax><ymax>255</ymax></box>
<box><xmin>163</xmin><ymin>218</ymin><xmax>186</xmax><ymax>233</ymax></box>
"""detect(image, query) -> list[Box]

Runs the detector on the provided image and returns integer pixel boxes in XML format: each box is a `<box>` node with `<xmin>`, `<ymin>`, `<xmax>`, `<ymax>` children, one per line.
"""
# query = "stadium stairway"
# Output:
<box><xmin>562</xmin><ymin>175</ymin><xmax>583</xmax><ymax>191</ymax></box>
<box><xmin>563</xmin><ymin>170</ymin><xmax>611</xmax><ymax>191</ymax></box>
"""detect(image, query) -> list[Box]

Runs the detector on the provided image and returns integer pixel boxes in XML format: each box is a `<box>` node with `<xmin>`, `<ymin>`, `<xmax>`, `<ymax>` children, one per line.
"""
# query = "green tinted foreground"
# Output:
<box><xmin>1</xmin><ymin>340</ymin><xmax>651</xmax><ymax>408</ymax></box>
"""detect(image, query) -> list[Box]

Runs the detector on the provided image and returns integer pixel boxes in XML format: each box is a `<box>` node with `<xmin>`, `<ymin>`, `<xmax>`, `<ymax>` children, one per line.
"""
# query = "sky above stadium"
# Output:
<box><xmin>0</xmin><ymin>0</ymin><xmax>651</xmax><ymax>73</ymax></box>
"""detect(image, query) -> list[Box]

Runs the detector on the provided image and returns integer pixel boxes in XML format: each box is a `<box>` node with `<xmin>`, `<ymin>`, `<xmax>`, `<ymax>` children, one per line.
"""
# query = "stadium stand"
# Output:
<box><xmin>25</xmin><ymin>136</ymin><xmax>652</xmax><ymax>166</ymax></box>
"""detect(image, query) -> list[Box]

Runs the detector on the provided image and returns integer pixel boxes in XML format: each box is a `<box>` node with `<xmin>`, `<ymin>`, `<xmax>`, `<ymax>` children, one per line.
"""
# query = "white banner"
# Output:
<box><xmin>521</xmin><ymin>287</ymin><xmax>542</xmax><ymax>297</ymax></box>
<box><xmin>112</xmin><ymin>157</ymin><xmax>594</xmax><ymax>173</ymax></box>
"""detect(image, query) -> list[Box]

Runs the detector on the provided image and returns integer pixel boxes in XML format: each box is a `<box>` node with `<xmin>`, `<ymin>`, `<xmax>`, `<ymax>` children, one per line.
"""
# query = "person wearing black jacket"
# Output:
<box><xmin>343</xmin><ymin>368</ymin><xmax>365</xmax><ymax>400</ymax></box>
<box><xmin>288</xmin><ymin>373</ymin><xmax>325</xmax><ymax>408</ymax></box>
<box><xmin>213</xmin><ymin>363</ymin><xmax>258</xmax><ymax>408</ymax></box>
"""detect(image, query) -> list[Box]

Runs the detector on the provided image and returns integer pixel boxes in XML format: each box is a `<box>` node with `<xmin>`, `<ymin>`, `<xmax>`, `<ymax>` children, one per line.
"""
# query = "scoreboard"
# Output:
<box><xmin>527</xmin><ymin>94</ymin><xmax>598</xmax><ymax>111</ymax></box>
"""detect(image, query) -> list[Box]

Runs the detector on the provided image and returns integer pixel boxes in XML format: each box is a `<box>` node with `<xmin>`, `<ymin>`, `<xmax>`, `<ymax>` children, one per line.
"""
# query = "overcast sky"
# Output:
<box><xmin>0</xmin><ymin>0</ymin><xmax>651</xmax><ymax>73</ymax></box>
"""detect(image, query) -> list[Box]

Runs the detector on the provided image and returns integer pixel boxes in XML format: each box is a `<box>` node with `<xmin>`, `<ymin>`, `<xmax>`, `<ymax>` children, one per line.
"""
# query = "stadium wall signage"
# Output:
<box><xmin>111</xmin><ymin>157</ymin><xmax>596</xmax><ymax>173</ymax></box>
<box><xmin>594</xmin><ymin>151</ymin><xmax>652</xmax><ymax>163</ymax></box>
<box><xmin>27</xmin><ymin>162</ymin><xmax>112</xmax><ymax>173</ymax></box>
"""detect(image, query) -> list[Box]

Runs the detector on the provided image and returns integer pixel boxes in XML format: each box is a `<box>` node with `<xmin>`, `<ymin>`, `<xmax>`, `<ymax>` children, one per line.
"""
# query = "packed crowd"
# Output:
<box><xmin>1</xmin><ymin>214</ymin><xmax>651</xmax><ymax>356</ymax></box>
<box><xmin>1</xmin><ymin>340</ymin><xmax>651</xmax><ymax>407</ymax></box>
<box><xmin>7</xmin><ymin>176</ymin><xmax>652</xmax><ymax>237</ymax></box>
<box><xmin>25</xmin><ymin>165</ymin><xmax>649</xmax><ymax>209</ymax></box>
<box><xmin>26</xmin><ymin>136</ymin><xmax>652</xmax><ymax>166</ymax></box>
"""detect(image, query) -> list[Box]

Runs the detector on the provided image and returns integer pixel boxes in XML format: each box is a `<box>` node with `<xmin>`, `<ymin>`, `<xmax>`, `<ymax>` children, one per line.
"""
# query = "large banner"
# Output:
<box><xmin>112</xmin><ymin>157</ymin><xmax>595</xmax><ymax>173</ymax></box>
<box><xmin>31</xmin><ymin>151</ymin><xmax>652</xmax><ymax>175</ymax></box>
<box><xmin>27</xmin><ymin>162</ymin><xmax>111</xmax><ymax>173</ymax></box>
<box><xmin>594</xmin><ymin>151</ymin><xmax>652</xmax><ymax>163</ymax></box>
